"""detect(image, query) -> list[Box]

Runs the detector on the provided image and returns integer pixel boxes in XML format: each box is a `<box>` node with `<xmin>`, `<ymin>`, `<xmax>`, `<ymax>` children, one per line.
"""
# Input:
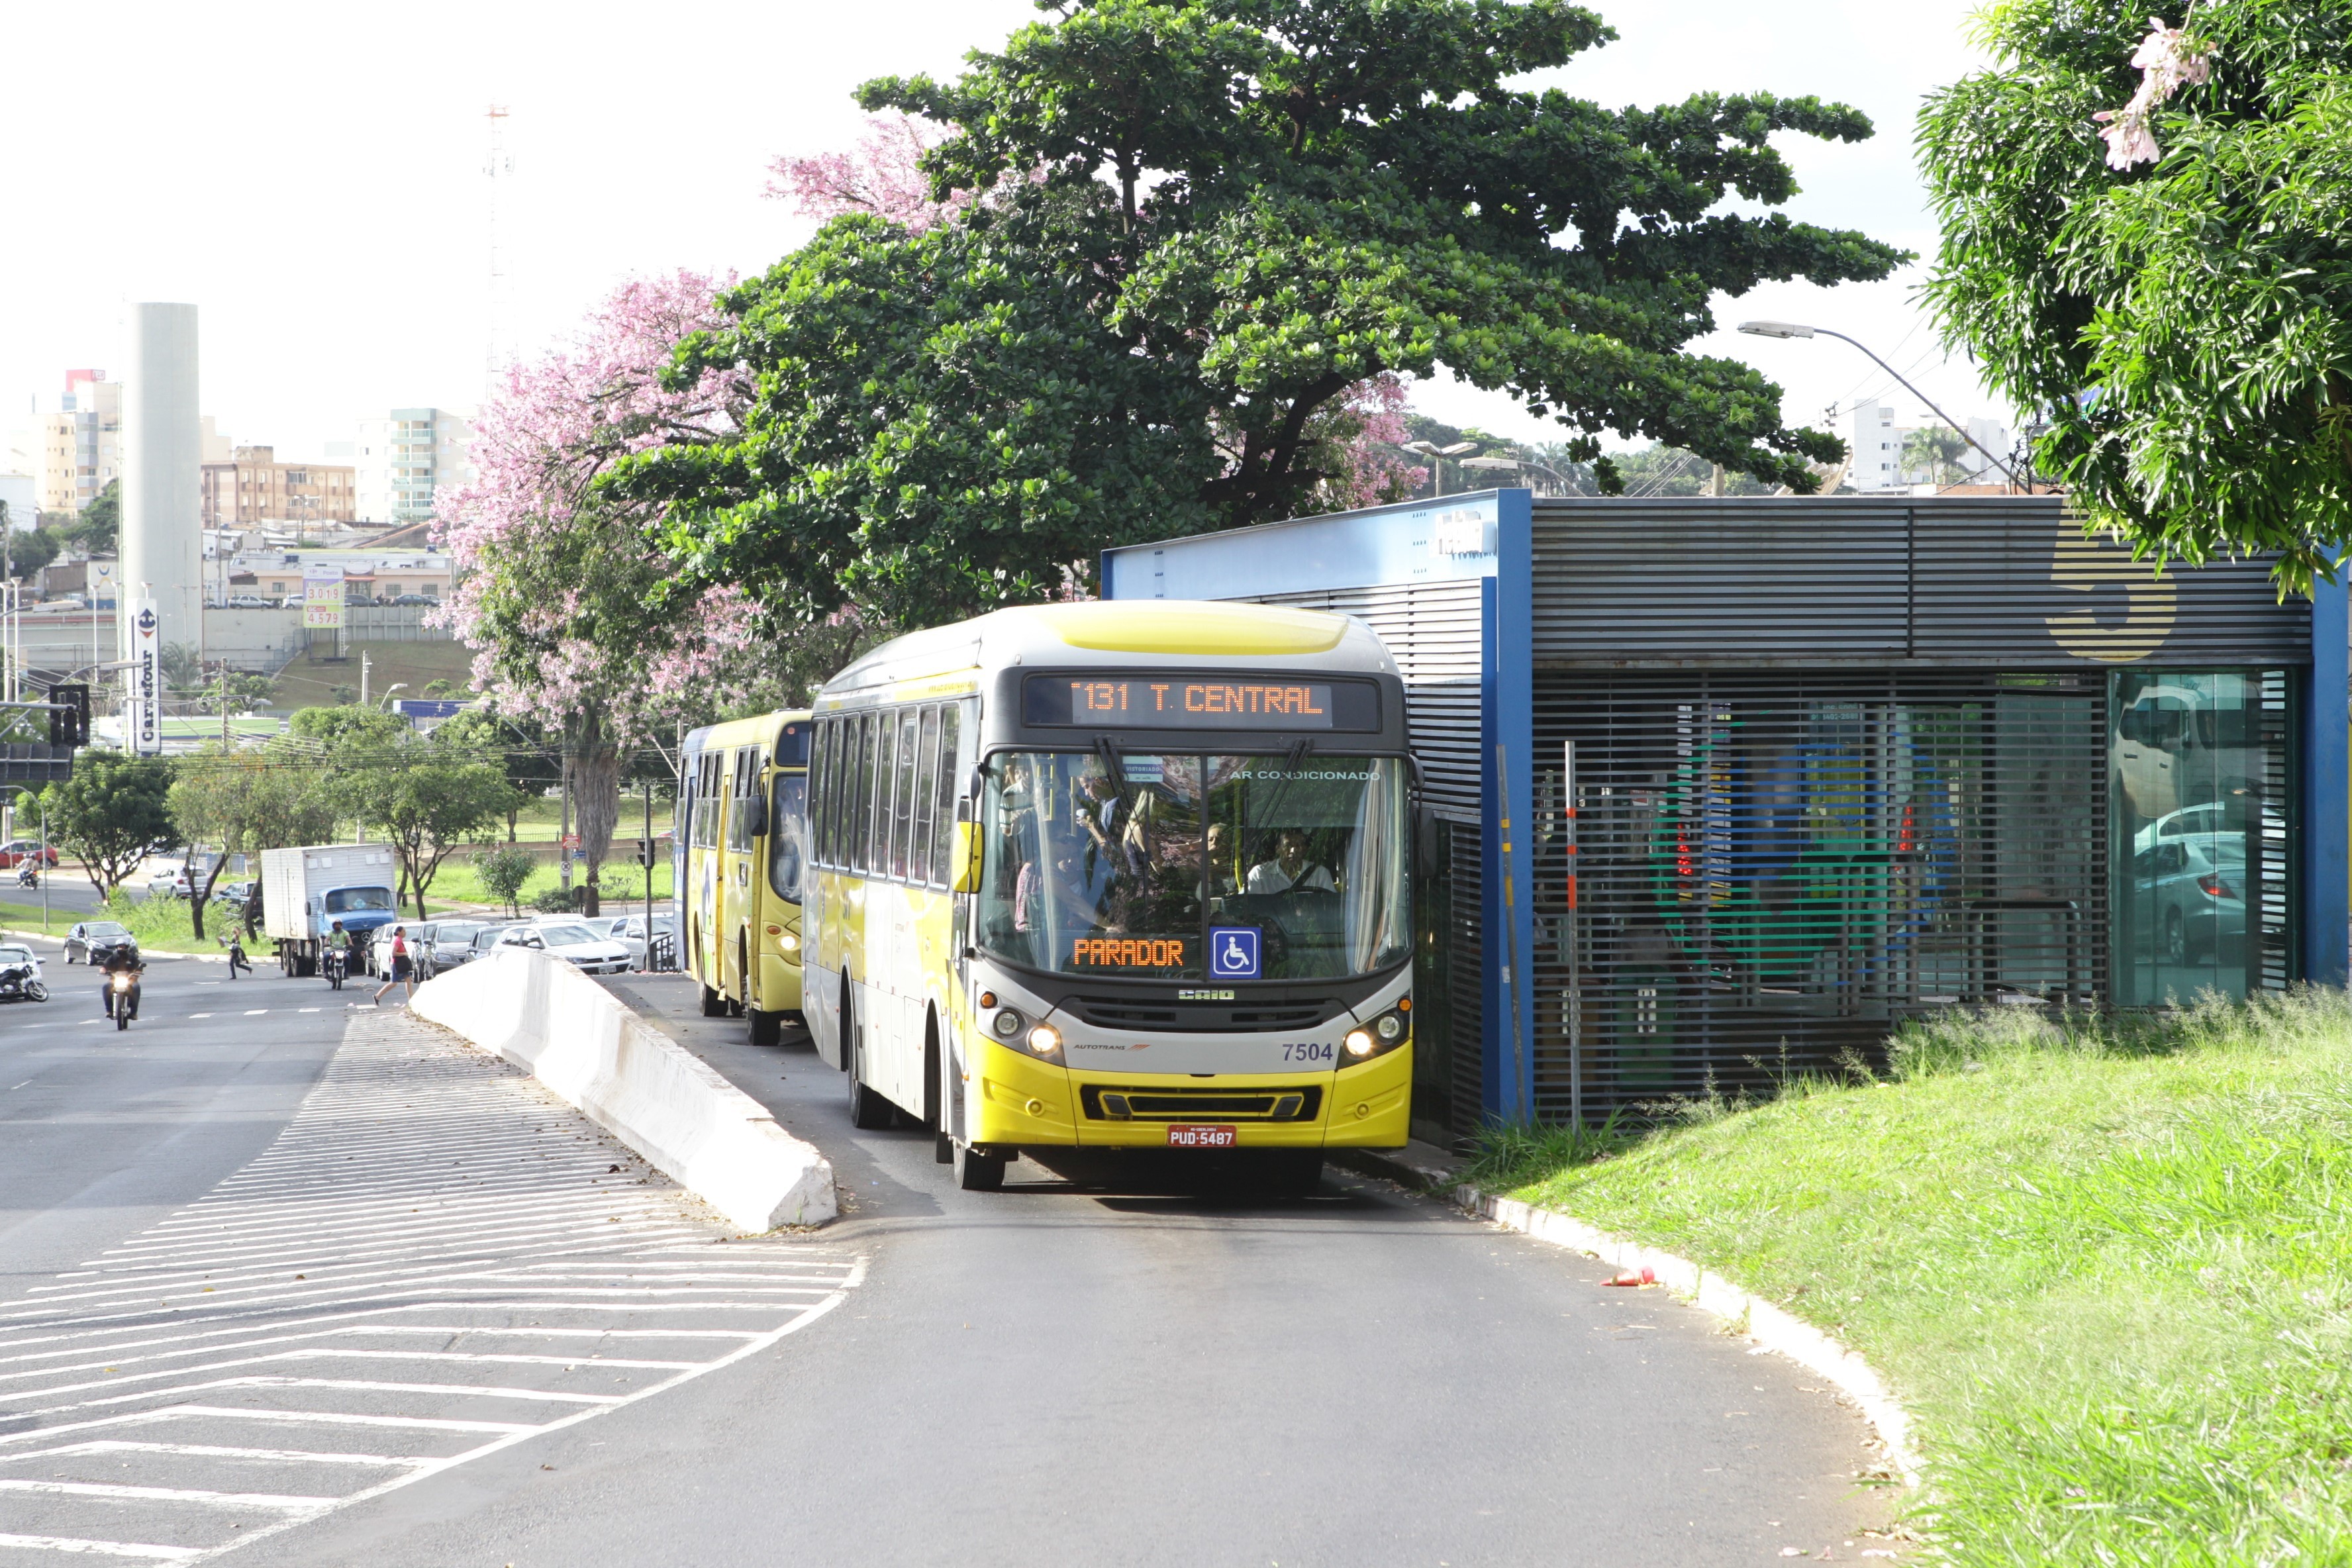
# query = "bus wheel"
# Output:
<box><xmin>954</xmin><ymin>1142</ymin><xmax>1006</xmax><ymax>1192</ymax></box>
<box><xmin>846</xmin><ymin>1028</ymin><xmax>895</xmax><ymax>1130</ymax></box>
<box><xmin>748</xmin><ymin>1008</ymin><xmax>782</xmax><ymax>1047</ymax></box>
<box><xmin>698</xmin><ymin>983</ymin><xmax>724</xmax><ymax>1018</ymax></box>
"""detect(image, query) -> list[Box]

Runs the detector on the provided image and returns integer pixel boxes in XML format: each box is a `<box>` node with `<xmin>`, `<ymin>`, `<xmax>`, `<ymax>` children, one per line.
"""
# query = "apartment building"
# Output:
<box><xmin>354</xmin><ymin>408</ymin><xmax>473</xmax><ymax>524</ymax></box>
<box><xmin>200</xmin><ymin>445</ymin><xmax>358</xmax><ymax>529</ymax></box>
<box><xmin>1851</xmin><ymin>401</ymin><xmax>2014</xmax><ymax>492</ymax></box>
<box><xmin>34</xmin><ymin>369</ymin><xmax>123</xmax><ymax>515</ymax></box>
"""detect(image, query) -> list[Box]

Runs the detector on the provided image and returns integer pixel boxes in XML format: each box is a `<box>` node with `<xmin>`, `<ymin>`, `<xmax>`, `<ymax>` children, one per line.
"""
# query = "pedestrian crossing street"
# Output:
<box><xmin>0</xmin><ymin>1010</ymin><xmax>860</xmax><ymax>1563</ymax></box>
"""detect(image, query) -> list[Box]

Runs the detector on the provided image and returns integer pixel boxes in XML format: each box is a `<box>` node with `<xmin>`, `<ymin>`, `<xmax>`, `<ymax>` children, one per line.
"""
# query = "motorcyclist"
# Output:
<box><xmin>14</xmin><ymin>859</ymin><xmax>35</xmax><ymax>889</ymax></box>
<box><xmin>99</xmin><ymin>944</ymin><xmax>144</xmax><ymax>1021</ymax></box>
<box><xmin>323</xmin><ymin>920</ymin><xmax>352</xmax><ymax>981</ymax></box>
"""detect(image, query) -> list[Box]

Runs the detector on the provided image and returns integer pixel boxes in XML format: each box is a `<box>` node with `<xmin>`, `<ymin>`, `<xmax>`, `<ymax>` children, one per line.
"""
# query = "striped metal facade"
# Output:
<box><xmin>1104</xmin><ymin>489</ymin><xmax>2345</xmax><ymax>1141</ymax></box>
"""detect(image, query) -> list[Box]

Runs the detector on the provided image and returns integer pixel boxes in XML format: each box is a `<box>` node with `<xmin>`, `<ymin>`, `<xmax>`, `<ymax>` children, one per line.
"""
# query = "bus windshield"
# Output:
<box><xmin>978</xmin><ymin>752</ymin><xmax>1409</xmax><ymax>982</ymax></box>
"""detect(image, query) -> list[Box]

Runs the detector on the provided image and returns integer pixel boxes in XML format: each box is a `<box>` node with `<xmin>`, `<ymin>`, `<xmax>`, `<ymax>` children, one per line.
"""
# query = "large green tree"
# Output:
<box><xmin>324</xmin><ymin>724</ymin><xmax>516</xmax><ymax>919</ymax></box>
<box><xmin>622</xmin><ymin>0</ymin><xmax>1904</xmax><ymax>624</ymax></box>
<box><xmin>167</xmin><ymin>743</ymin><xmax>342</xmax><ymax>939</ymax></box>
<box><xmin>43</xmin><ymin>752</ymin><xmax>173</xmax><ymax>903</ymax></box>
<box><xmin>1921</xmin><ymin>2</ymin><xmax>2352</xmax><ymax>587</ymax></box>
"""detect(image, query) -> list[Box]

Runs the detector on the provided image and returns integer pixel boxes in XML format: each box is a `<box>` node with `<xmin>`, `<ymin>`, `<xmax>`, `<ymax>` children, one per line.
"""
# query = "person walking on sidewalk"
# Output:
<box><xmin>372</xmin><ymin>924</ymin><xmax>416</xmax><ymax>1007</ymax></box>
<box><xmin>219</xmin><ymin>926</ymin><xmax>254</xmax><ymax>978</ymax></box>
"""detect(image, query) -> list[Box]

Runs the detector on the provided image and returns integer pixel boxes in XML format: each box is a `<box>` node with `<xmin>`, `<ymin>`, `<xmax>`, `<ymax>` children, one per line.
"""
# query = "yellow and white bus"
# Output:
<box><xmin>676</xmin><ymin>709</ymin><xmax>812</xmax><ymax>1046</ymax></box>
<box><xmin>805</xmin><ymin>600</ymin><xmax>1414</xmax><ymax>1191</ymax></box>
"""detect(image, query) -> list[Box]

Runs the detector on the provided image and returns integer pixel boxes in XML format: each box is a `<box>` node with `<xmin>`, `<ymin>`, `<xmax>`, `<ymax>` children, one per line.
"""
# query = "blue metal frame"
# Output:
<box><xmin>2302</xmin><ymin>574</ymin><xmax>2349</xmax><ymax>987</ymax></box>
<box><xmin>1477</xmin><ymin>491</ymin><xmax>1538</xmax><ymax>1124</ymax></box>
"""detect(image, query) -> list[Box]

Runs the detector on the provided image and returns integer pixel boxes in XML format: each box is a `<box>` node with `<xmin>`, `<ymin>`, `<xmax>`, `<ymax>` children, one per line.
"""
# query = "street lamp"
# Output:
<box><xmin>1400</xmin><ymin>439</ymin><xmax>1479</xmax><ymax>499</ymax></box>
<box><xmin>1738</xmin><ymin>321</ymin><xmax>2026</xmax><ymax>490</ymax></box>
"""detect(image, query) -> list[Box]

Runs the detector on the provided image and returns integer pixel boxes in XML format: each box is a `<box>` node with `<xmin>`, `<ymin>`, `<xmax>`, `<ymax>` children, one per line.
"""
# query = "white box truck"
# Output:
<box><xmin>260</xmin><ymin>844</ymin><xmax>399</xmax><ymax>977</ymax></box>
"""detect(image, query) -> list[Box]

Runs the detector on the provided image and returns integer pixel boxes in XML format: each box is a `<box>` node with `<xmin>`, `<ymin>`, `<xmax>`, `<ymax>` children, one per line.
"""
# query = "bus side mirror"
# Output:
<box><xmin>951</xmin><ymin>820</ymin><xmax>983</xmax><ymax>895</ymax></box>
<box><xmin>740</xmin><ymin>795</ymin><xmax>770</xmax><ymax>838</ymax></box>
<box><xmin>1414</xmin><ymin>803</ymin><xmax>1441</xmax><ymax>880</ymax></box>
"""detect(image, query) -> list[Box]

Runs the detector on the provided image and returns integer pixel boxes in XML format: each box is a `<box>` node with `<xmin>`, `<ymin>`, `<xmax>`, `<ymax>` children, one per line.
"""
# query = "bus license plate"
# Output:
<box><xmin>1167</xmin><ymin>1124</ymin><xmax>1237</xmax><ymax>1149</ymax></box>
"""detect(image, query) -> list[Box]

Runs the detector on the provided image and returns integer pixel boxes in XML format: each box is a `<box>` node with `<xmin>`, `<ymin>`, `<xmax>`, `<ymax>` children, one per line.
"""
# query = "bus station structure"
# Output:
<box><xmin>1103</xmin><ymin>492</ymin><xmax>2349</xmax><ymax>1140</ymax></box>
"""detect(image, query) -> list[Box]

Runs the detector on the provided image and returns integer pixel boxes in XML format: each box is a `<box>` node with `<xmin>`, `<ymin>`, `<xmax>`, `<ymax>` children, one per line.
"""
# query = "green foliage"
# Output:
<box><xmin>1898</xmin><ymin>425</ymin><xmax>1970</xmax><ymax>487</ymax></box>
<box><xmin>42</xmin><ymin>751</ymin><xmax>173</xmax><ymax>901</ymax></box>
<box><xmin>325</xmin><ymin>724</ymin><xmax>517</xmax><ymax>918</ymax></box>
<box><xmin>1469</xmin><ymin>991</ymin><xmax>2352</xmax><ymax>1563</ymax></box>
<box><xmin>469</xmin><ymin>844</ymin><xmax>538</xmax><ymax>916</ymax></box>
<box><xmin>166</xmin><ymin>742</ymin><xmax>341</xmax><ymax>939</ymax></box>
<box><xmin>531</xmin><ymin>884</ymin><xmax>582</xmax><ymax>915</ymax></box>
<box><xmin>4</xmin><ymin>522</ymin><xmax>60</xmax><ymax>583</ymax></box>
<box><xmin>65</xmin><ymin>480</ymin><xmax>119</xmax><ymax>555</ymax></box>
<box><xmin>624</xmin><ymin>0</ymin><xmax>1903</xmax><ymax>626</ymax></box>
<box><xmin>1921</xmin><ymin>1</ymin><xmax>2352</xmax><ymax>588</ymax></box>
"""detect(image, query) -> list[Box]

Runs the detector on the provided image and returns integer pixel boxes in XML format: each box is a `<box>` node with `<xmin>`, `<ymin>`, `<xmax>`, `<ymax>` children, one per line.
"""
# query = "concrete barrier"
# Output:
<box><xmin>412</xmin><ymin>948</ymin><xmax>837</xmax><ymax>1230</ymax></box>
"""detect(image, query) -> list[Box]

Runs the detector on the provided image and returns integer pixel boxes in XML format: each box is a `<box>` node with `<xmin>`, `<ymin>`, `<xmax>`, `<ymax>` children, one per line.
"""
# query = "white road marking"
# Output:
<box><xmin>240</xmin><ymin>1011</ymin><xmax>266</xmax><ymax>1017</ymax></box>
<box><xmin>0</xmin><ymin>1012</ymin><xmax>859</xmax><ymax>1563</ymax></box>
<box><xmin>0</xmin><ymin>1479</ymin><xmax>332</xmax><ymax>1510</ymax></box>
<box><xmin>296</xmin><ymin>1010</ymin><xmax>320</xmax><ymax>1014</ymax></box>
<box><xmin>186</xmin><ymin>1016</ymin><xmax>211</xmax><ymax>1020</ymax></box>
<box><xmin>0</xmin><ymin>1532</ymin><xmax>201</xmax><ymax>1559</ymax></box>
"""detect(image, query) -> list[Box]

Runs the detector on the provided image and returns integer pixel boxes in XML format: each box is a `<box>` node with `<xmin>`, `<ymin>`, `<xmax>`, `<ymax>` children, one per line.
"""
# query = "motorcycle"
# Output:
<box><xmin>14</xmin><ymin>863</ymin><xmax>36</xmax><ymax>890</ymax></box>
<box><xmin>105</xmin><ymin>969</ymin><xmax>140</xmax><ymax>1030</ymax></box>
<box><xmin>0</xmin><ymin>962</ymin><xmax>47</xmax><ymax>1004</ymax></box>
<box><xmin>322</xmin><ymin>947</ymin><xmax>348</xmax><ymax>990</ymax></box>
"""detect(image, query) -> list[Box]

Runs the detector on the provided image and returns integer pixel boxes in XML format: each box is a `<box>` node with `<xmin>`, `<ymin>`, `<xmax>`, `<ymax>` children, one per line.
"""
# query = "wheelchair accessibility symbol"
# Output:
<box><xmin>1209</xmin><ymin>926</ymin><xmax>1261</xmax><ymax>980</ymax></box>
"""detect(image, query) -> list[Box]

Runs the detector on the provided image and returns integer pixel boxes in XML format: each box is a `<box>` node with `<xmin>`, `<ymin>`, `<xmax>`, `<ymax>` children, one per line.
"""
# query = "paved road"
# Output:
<box><xmin>2</xmin><ymin>957</ymin><xmax>1903</xmax><ymax>1565</ymax></box>
<box><xmin>253</xmin><ymin>977</ymin><xmax>1896</xmax><ymax>1566</ymax></box>
<box><xmin>0</xmin><ymin>959</ymin><xmax>856</xmax><ymax>1566</ymax></box>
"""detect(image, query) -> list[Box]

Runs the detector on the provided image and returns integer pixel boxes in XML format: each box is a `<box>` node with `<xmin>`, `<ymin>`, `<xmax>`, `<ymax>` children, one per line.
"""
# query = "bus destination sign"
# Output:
<box><xmin>1071</xmin><ymin>937</ymin><xmax>1189</xmax><ymax>970</ymax></box>
<box><xmin>1024</xmin><ymin>674</ymin><xmax>1378</xmax><ymax>731</ymax></box>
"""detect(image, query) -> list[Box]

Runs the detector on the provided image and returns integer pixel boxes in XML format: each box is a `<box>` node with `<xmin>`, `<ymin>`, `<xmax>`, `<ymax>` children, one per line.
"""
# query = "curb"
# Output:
<box><xmin>413</xmin><ymin>948</ymin><xmax>838</xmax><ymax>1232</ymax></box>
<box><xmin>0</xmin><ymin>926</ymin><xmax>232</xmax><ymax>964</ymax></box>
<box><xmin>1334</xmin><ymin>1146</ymin><xmax>1924</xmax><ymax>1487</ymax></box>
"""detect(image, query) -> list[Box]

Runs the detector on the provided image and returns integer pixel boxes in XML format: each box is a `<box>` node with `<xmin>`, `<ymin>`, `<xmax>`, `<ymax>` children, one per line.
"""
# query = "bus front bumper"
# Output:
<box><xmin>967</xmin><ymin>1038</ymin><xmax>1411</xmax><ymax>1152</ymax></box>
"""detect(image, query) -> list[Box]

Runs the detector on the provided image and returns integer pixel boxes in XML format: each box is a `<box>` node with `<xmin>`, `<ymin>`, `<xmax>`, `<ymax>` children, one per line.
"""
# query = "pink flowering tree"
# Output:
<box><xmin>434</xmin><ymin>271</ymin><xmax>764</xmax><ymax>913</ymax></box>
<box><xmin>2092</xmin><ymin>18</ymin><xmax>2216</xmax><ymax>169</ymax></box>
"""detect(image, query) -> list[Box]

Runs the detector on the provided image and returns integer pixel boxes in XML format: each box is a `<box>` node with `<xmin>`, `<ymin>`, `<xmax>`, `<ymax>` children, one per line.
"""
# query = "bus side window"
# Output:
<box><xmin>810</xmin><ymin>721</ymin><xmax>833</xmax><ymax>867</ymax></box>
<box><xmin>826</xmin><ymin>718</ymin><xmax>848</xmax><ymax>868</ymax></box>
<box><xmin>873</xmin><ymin>710</ymin><xmax>901</xmax><ymax>879</ymax></box>
<box><xmin>856</xmin><ymin>712</ymin><xmax>881</xmax><ymax>876</ymax></box>
<box><xmin>891</xmin><ymin>708</ymin><xmax>919</xmax><ymax>879</ymax></box>
<box><xmin>930</xmin><ymin>703</ymin><xmax>962</xmax><ymax>887</ymax></box>
<box><xmin>912</xmin><ymin>705</ymin><xmax>942</xmax><ymax>885</ymax></box>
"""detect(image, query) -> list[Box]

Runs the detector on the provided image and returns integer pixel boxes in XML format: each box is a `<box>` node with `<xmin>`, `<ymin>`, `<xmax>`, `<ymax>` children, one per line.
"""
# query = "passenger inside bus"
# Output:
<box><xmin>1245</xmin><ymin>828</ymin><xmax>1338</xmax><ymax>895</ymax></box>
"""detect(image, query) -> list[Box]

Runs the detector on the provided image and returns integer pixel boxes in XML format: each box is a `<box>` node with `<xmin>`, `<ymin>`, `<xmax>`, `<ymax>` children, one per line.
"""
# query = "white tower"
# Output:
<box><xmin>121</xmin><ymin>303</ymin><xmax>204</xmax><ymax>668</ymax></box>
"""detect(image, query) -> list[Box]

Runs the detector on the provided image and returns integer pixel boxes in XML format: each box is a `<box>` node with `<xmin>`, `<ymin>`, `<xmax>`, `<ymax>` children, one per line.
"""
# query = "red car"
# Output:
<box><xmin>0</xmin><ymin>841</ymin><xmax>58</xmax><ymax>869</ymax></box>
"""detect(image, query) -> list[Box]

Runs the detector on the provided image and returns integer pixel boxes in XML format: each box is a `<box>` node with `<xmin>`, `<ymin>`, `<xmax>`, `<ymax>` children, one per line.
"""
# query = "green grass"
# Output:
<box><xmin>421</xmin><ymin>856</ymin><xmax>672</xmax><ymax>915</ymax></box>
<box><xmin>1464</xmin><ymin>993</ymin><xmax>2352</xmax><ymax>1565</ymax></box>
<box><xmin>0</xmin><ymin>892</ymin><xmax>234</xmax><ymax>957</ymax></box>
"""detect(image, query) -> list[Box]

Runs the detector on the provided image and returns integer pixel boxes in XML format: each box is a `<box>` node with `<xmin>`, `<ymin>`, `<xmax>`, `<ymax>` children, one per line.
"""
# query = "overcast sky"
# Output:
<box><xmin>1</xmin><ymin>0</ymin><xmax>2001</xmax><ymax>466</ymax></box>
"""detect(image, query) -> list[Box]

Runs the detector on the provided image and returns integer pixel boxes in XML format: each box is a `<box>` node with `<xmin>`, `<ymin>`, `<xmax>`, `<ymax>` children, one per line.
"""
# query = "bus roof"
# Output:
<box><xmin>681</xmin><ymin>709</ymin><xmax>814</xmax><ymax>758</ymax></box>
<box><xmin>821</xmin><ymin>601</ymin><xmax>1396</xmax><ymax>704</ymax></box>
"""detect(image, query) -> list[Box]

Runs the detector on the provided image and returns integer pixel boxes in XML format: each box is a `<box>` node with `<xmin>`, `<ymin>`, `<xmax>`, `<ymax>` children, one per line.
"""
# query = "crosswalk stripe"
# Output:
<box><xmin>0</xmin><ymin>1010</ymin><xmax>859</xmax><ymax>1561</ymax></box>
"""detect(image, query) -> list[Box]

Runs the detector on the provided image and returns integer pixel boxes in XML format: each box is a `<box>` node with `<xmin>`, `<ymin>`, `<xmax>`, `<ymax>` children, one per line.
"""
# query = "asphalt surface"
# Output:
<box><xmin>2</xmin><ymin>956</ymin><xmax>1906</xmax><ymax>1565</ymax></box>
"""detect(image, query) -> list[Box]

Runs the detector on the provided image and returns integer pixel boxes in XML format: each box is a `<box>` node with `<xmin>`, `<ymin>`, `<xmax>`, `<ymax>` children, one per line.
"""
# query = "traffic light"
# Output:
<box><xmin>636</xmin><ymin>838</ymin><xmax>656</xmax><ymax>868</ymax></box>
<box><xmin>47</xmin><ymin>685</ymin><xmax>89</xmax><ymax>748</ymax></box>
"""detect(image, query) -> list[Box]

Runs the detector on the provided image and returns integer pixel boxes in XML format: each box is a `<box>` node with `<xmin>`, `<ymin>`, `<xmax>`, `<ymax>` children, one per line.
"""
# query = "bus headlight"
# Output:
<box><xmin>992</xmin><ymin>1007</ymin><xmax>1024</xmax><ymax>1040</ymax></box>
<box><xmin>1343</xmin><ymin>1004</ymin><xmax>1410</xmax><ymax>1063</ymax></box>
<box><xmin>779</xmin><ymin>931</ymin><xmax>800</xmax><ymax>953</ymax></box>
<box><xmin>1026</xmin><ymin>1024</ymin><xmax>1061</xmax><ymax>1057</ymax></box>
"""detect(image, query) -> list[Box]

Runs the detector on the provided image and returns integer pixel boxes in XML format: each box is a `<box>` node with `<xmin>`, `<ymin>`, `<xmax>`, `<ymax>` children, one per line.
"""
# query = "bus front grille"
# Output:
<box><xmin>1068</xmin><ymin>997</ymin><xmax>1339</xmax><ymax>1034</ymax></box>
<box><xmin>1081</xmin><ymin>1085</ymin><xmax>1324</xmax><ymax>1122</ymax></box>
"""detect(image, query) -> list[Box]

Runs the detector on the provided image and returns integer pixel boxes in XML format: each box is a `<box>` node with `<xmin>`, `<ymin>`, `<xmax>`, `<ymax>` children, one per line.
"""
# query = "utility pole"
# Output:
<box><xmin>559</xmin><ymin>750</ymin><xmax>573</xmax><ymax>902</ymax></box>
<box><xmin>360</xmin><ymin>650</ymin><xmax>369</xmax><ymax>707</ymax></box>
<box><xmin>644</xmin><ymin>775</ymin><xmax>654</xmax><ymax>971</ymax></box>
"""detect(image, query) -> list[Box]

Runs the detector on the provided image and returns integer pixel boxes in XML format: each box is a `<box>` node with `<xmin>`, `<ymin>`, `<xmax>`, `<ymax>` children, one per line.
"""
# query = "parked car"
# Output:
<box><xmin>420</xmin><ymin>919</ymin><xmax>493</xmax><ymax>970</ymax></box>
<box><xmin>211</xmin><ymin>879</ymin><xmax>256</xmax><ymax>907</ymax></box>
<box><xmin>605</xmin><ymin>911</ymin><xmax>680</xmax><ymax>972</ymax></box>
<box><xmin>225</xmin><ymin>595</ymin><xmax>269</xmax><ymax>609</ymax></box>
<box><xmin>146</xmin><ymin>867</ymin><xmax>196</xmax><ymax>899</ymax></box>
<box><xmin>458</xmin><ymin>924</ymin><xmax>517</xmax><ymax>966</ymax></box>
<box><xmin>392</xmin><ymin>593</ymin><xmax>436</xmax><ymax>606</ymax></box>
<box><xmin>0</xmin><ymin>841</ymin><xmax>58</xmax><ymax>869</ymax></box>
<box><xmin>2133</xmin><ymin>835</ymin><xmax>2247</xmax><ymax>967</ymax></box>
<box><xmin>497</xmin><ymin>920</ymin><xmax>633</xmax><ymax>975</ymax></box>
<box><xmin>364</xmin><ymin>922</ymin><xmax>440</xmax><ymax>981</ymax></box>
<box><xmin>63</xmin><ymin>921</ymin><xmax>138</xmax><ymax>965</ymax></box>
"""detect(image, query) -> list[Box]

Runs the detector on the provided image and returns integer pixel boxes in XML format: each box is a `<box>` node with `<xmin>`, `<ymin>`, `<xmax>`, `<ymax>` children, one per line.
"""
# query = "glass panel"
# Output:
<box><xmin>975</xmin><ymin>751</ymin><xmax>1410</xmax><ymax>981</ymax></box>
<box><xmin>2114</xmin><ymin>671</ymin><xmax>2277</xmax><ymax>1004</ymax></box>
<box><xmin>854</xmin><ymin>714</ymin><xmax>879</xmax><ymax>875</ymax></box>
<box><xmin>873</xmin><ymin>712</ymin><xmax>899</xmax><ymax>879</ymax></box>
<box><xmin>912</xmin><ymin>707</ymin><xmax>942</xmax><ymax>886</ymax></box>
<box><xmin>892</xmin><ymin>709</ymin><xmax>920</xmax><ymax>879</ymax></box>
<box><xmin>768</xmin><ymin>775</ymin><xmax>807</xmax><ymax>903</ymax></box>
<box><xmin>932</xmin><ymin>705</ymin><xmax>963</xmax><ymax>887</ymax></box>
